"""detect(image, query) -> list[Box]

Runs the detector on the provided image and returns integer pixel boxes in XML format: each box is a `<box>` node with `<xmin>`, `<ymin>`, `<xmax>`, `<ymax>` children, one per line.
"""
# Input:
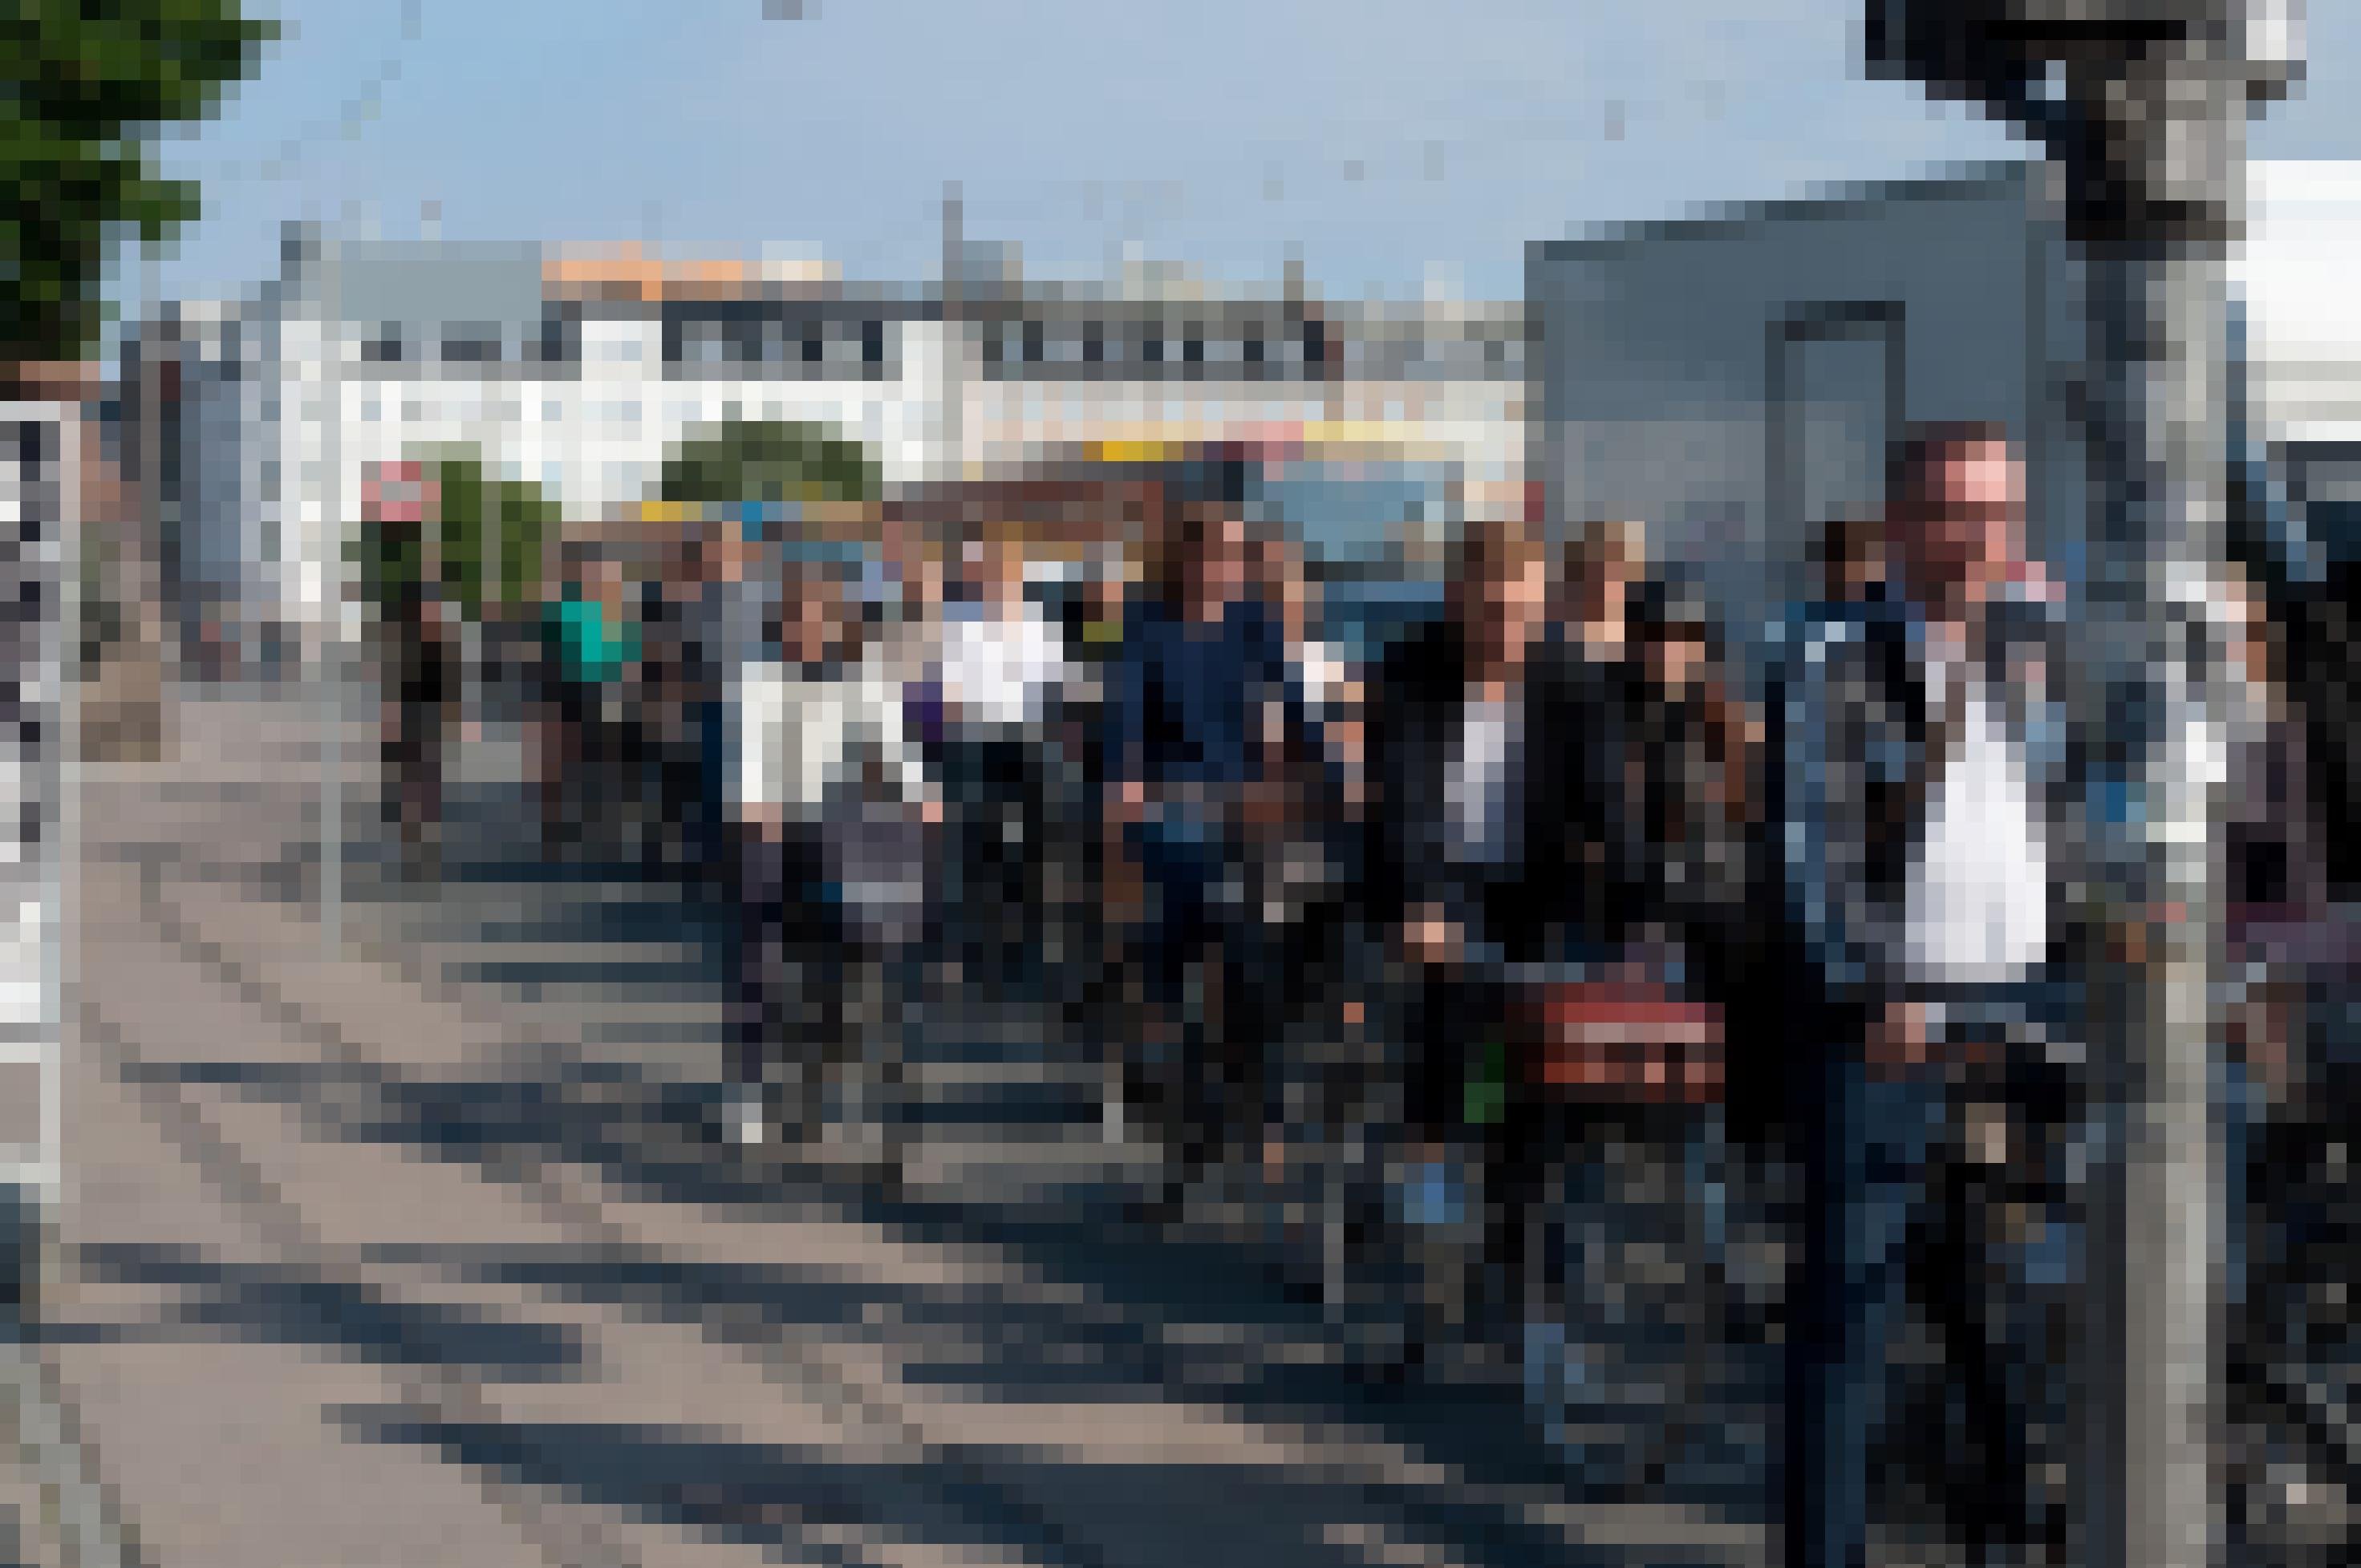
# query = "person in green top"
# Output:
<box><xmin>546</xmin><ymin>557</ymin><xmax>641</xmax><ymax>685</ymax></box>
<box><xmin>538</xmin><ymin>553</ymin><xmax>641</xmax><ymax>855</ymax></box>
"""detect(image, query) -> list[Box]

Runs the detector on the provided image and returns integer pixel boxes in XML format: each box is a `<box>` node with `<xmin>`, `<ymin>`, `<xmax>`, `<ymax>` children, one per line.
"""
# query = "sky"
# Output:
<box><xmin>132</xmin><ymin>0</ymin><xmax>2361</xmax><ymax>309</ymax></box>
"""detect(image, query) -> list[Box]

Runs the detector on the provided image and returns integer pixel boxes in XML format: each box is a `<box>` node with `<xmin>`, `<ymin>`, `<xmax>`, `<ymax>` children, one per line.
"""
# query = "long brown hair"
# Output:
<box><xmin>1148</xmin><ymin>499</ymin><xmax>1264</xmax><ymax>616</ymax></box>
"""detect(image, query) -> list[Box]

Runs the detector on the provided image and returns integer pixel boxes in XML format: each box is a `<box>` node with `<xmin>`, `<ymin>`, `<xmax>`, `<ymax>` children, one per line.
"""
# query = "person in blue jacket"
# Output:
<box><xmin>1103</xmin><ymin>497</ymin><xmax>1316</xmax><ymax>1217</ymax></box>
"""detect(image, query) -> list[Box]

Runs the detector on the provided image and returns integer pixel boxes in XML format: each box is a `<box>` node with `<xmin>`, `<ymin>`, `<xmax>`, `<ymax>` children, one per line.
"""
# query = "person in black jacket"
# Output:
<box><xmin>1361</xmin><ymin>522</ymin><xmax>1578</xmax><ymax>1353</ymax></box>
<box><xmin>387</xmin><ymin>578</ymin><xmax>456</xmax><ymax>880</ymax></box>
<box><xmin>1767</xmin><ymin>427</ymin><xmax>2083</xmax><ymax>1568</ymax></box>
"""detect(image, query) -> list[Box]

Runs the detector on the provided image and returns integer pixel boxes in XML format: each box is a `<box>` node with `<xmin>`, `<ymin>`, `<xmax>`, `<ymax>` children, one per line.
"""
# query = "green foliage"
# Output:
<box><xmin>2</xmin><ymin>1</ymin><xmax>277</xmax><ymax>363</ymax></box>
<box><xmin>656</xmin><ymin>419</ymin><xmax>878</xmax><ymax>506</ymax></box>
<box><xmin>353</xmin><ymin>449</ymin><xmax>558</xmax><ymax>626</ymax></box>
<box><xmin>354</xmin><ymin>489</ymin><xmax>424</xmax><ymax>629</ymax></box>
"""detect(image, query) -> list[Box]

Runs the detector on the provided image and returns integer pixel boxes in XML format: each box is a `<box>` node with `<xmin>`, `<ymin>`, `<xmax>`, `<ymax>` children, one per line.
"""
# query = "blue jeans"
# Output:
<box><xmin>1791</xmin><ymin>976</ymin><xmax>2090</xmax><ymax>1567</ymax></box>
<box><xmin>1791</xmin><ymin>1053</ymin><xmax>1948</xmax><ymax>1568</ymax></box>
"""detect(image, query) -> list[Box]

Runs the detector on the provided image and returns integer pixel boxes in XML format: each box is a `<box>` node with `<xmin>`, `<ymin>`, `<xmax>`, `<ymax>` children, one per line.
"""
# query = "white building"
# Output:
<box><xmin>130</xmin><ymin>231</ymin><xmax>1526</xmax><ymax>666</ymax></box>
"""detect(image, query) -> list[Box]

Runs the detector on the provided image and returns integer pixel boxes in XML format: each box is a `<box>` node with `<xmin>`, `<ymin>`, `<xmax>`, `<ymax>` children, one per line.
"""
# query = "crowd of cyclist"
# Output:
<box><xmin>379</xmin><ymin>422</ymin><xmax>2328</xmax><ymax>1561</ymax></box>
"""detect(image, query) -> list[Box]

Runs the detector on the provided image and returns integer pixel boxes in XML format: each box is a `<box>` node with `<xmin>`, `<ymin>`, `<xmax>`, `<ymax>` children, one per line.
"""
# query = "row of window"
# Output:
<box><xmin>351</xmin><ymin>397</ymin><xmax>882</xmax><ymax>427</ymax></box>
<box><xmin>356</xmin><ymin>316</ymin><xmax>896</xmax><ymax>375</ymax></box>
<box><xmin>981</xmin><ymin>321</ymin><xmax>1519</xmax><ymax>379</ymax></box>
<box><xmin>343</xmin><ymin>316</ymin><xmax>1521</xmax><ymax>379</ymax></box>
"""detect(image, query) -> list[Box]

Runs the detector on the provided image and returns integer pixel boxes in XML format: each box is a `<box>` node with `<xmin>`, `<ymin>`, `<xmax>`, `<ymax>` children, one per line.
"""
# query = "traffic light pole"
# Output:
<box><xmin>2079</xmin><ymin>242</ymin><xmax>2231</xmax><ymax>1568</ymax></box>
<box><xmin>2063</xmin><ymin>37</ymin><xmax>2267</xmax><ymax>1568</ymax></box>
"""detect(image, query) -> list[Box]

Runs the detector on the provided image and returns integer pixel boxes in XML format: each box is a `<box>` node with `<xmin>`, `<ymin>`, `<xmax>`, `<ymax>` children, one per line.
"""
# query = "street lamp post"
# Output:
<box><xmin>1864</xmin><ymin>6</ymin><xmax>2298</xmax><ymax>1566</ymax></box>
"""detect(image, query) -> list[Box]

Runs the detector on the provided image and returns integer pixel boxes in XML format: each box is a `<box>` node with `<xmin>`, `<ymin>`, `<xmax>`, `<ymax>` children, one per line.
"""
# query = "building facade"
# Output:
<box><xmin>127</xmin><ymin>233</ymin><xmax>1526</xmax><ymax>664</ymax></box>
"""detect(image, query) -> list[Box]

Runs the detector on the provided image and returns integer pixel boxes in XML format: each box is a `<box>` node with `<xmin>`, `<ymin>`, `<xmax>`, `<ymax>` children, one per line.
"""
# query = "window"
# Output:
<box><xmin>363</xmin><ymin>326</ymin><xmax>403</xmax><ymax>364</ymax></box>
<box><xmin>536</xmin><ymin>316</ymin><xmax>574</xmax><ymax>365</ymax></box>
<box><xmin>861</xmin><ymin>318</ymin><xmax>884</xmax><ymax>367</ymax></box>
<box><xmin>1083</xmin><ymin>325</ymin><xmax>1104</xmax><ymax>364</ymax></box>
<box><xmin>1023</xmin><ymin>320</ymin><xmax>1045</xmax><ymax>364</ymax></box>
<box><xmin>442</xmin><ymin>330</ymin><xmax>501</xmax><ymax>365</ymax></box>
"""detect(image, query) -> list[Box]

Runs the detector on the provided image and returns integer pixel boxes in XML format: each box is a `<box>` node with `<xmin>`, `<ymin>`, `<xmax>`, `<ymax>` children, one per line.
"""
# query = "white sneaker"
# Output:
<box><xmin>725</xmin><ymin>1086</ymin><xmax>767</xmax><ymax>1147</ymax></box>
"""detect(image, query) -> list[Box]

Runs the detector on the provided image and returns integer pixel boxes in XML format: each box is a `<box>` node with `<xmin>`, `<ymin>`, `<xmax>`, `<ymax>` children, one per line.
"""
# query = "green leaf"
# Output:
<box><xmin>655</xmin><ymin>418</ymin><xmax>878</xmax><ymax>507</ymax></box>
<box><xmin>2</xmin><ymin>1</ymin><xmax>275</xmax><ymax>361</ymax></box>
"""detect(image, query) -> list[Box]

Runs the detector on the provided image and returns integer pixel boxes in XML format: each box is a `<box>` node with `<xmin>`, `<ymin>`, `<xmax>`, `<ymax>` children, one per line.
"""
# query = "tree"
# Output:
<box><xmin>655</xmin><ymin>418</ymin><xmax>878</xmax><ymax>507</ymax></box>
<box><xmin>355</xmin><ymin>450</ymin><xmax>557</xmax><ymax>629</ymax></box>
<box><xmin>2</xmin><ymin>1</ymin><xmax>277</xmax><ymax>365</ymax></box>
<box><xmin>425</xmin><ymin>451</ymin><xmax>558</xmax><ymax>621</ymax></box>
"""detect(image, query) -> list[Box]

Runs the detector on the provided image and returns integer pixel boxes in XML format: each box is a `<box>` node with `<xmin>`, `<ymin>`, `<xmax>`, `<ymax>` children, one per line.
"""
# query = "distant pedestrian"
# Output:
<box><xmin>940</xmin><ymin>524</ymin><xmax>1071</xmax><ymax>993</ymax></box>
<box><xmin>722</xmin><ymin>562</ymin><xmax>938</xmax><ymax>1153</ymax></box>
<box><xmin>1105</xmin><ymin>500</ymin><xmax>1310</xmax><ymax>1213</ymax></box>
<box><xmin>538</xmin><ymin>550</ymin><xmax>639</xmax><ymax>859</ymax></box>
<box><xmin>386</xmin><ymin>578</ymin><xmax>456</xmax><ymax>879</ymax></box>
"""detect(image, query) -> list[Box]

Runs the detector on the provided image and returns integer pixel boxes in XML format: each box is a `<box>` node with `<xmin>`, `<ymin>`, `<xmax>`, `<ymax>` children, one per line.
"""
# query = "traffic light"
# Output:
<box><xmin>1863</xmin><ymin>0</ymin><xmax>2302</xmax><ymax>114</ymax></box>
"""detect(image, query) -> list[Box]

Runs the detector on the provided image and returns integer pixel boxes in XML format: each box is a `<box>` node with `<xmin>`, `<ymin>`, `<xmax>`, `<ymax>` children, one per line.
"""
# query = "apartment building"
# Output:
<box><xmin>125</xmin><ymin>229</ymin><xmax>1527</xmax><ymax>665</ymax></box>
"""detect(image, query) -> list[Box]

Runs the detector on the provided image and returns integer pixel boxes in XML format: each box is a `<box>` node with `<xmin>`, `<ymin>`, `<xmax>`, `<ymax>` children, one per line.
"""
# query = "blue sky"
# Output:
<box><xmin>137</xmin><ymin>0</ymin><xmax>2361</xmax><ymax>306</ymax></box>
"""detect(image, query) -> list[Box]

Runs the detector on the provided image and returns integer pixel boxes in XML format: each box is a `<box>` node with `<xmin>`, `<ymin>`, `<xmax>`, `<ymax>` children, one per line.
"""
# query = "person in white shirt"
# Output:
<box><xmin>1772</xmin><ymin>424</ymin><xmax>2071</xmax><ymax>1568</ymax></box>
<box><xmin>724</xmin><ymin>561</ymin><xmax>938</xmax><ymax>1152</ymax></box>
<box><xmin>939</xmin><ymin>525</ymin><xmax>1071</xmax><ymax>994</ymax></box>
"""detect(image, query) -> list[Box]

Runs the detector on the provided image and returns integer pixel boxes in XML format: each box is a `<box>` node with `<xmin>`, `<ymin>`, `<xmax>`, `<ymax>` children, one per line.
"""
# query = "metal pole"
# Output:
<box><xmin>144</xmin><ymin>256</ymin><xmax>177</xmax><ymax>731</ymax></box>
<box><xmin>318</xmin><ymin>238</ymin><xmax>344</xmax><ymax>956</ymax></box>
<box><xmin>2059</xmin><ymin>39</ymin><xmax>2257</xmax><ymax>1568</ymax></box>
<box><xmin>2080</xmin><ymin>245</ymin><xmax>2232</xmax><ymax>1568</ymax></box>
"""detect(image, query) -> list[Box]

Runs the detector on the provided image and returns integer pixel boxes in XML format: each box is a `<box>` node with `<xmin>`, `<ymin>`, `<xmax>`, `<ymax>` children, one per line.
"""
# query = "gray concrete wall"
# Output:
<box><xmin>1529</xmin><ymin>164</ymin><xmax>2089</xmax><ymax>686</ymax></box>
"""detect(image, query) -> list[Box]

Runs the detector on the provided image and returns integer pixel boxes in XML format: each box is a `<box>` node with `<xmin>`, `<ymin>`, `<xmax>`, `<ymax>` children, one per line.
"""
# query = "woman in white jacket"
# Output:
<box><xmin>725</xmin><ymin>561</ymin><xmax>939</xmax><ymax>1157</ymax></box>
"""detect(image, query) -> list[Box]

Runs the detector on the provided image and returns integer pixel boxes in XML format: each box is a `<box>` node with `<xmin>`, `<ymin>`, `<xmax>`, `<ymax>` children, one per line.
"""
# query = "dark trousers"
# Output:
<box><xmin>941</xmin><ymin>733</ymin><xmax>1049</xmax><ymax>983</ymax></box>
<box><xmin>543</xmin><ymin>677</ymin><xmax>617</xmax><ymax>850</ymax></box>
<box><xmin>388</xmin><ymin>702</ymin><xmax>445</xmax><ymax>841</ymax></box>
<box><xmin>1785</xmin><ymin>1006</ymin><xmax>2057</xmax><ymax>1568</ymax></box>
<box><xmin>1128</xmin><ymin>813</ymin><xmax>1276</xmax><ymax>1178</ymax></box>
<box><xmin>725</xmin><ymin>823</ymin><xmax>849</xmax><ymax>1136</ymax></box>
<box><xmin>1403</xmin><ymin>967</ymin><xmax>1540</xmax><ymax>1328</ymax></box>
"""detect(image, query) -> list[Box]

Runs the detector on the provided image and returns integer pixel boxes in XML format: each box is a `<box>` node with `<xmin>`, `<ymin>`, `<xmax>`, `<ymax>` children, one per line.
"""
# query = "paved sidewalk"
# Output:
<box><xmin>26</xmin><ymin>688</ymin><xmax>1769</xmax><ymax>1568</ymax></box>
